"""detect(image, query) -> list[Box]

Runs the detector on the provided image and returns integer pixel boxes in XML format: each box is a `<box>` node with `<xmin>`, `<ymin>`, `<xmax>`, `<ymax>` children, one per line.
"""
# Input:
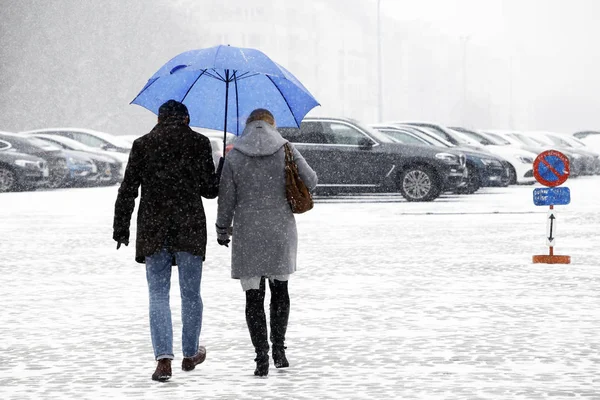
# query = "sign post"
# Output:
<box><xmin>532</xmin><ymin>150</ymin><xmax>571</xmax><ymax>264</ymax></box>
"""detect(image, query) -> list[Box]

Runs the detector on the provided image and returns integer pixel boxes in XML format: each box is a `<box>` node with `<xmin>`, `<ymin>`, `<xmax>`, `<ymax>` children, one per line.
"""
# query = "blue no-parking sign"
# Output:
<box><xmin>533</xmin><ymin>150</ymin><xmax>570</xmax><ymax>187</ymax></box>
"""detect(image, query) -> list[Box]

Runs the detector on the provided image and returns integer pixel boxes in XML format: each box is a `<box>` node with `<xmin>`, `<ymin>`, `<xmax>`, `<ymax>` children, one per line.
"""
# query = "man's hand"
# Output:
<box><xmin>113</xmin><ymin>230</ymin><xmax>130</xmax><ymax>250</ymax></box>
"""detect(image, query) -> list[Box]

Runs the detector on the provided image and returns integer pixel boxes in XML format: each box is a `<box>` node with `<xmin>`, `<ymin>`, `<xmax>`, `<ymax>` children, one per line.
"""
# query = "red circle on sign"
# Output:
<box><xmin>533</xmin><ymin>150</ymin><xmax>570</xmax><ymax>187</ymax></box>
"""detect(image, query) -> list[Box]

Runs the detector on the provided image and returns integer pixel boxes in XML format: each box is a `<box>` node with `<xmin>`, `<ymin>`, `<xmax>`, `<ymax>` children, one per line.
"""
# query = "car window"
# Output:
<box><xmin>564</xmin><ymin>136</ymin><xmax>585</xmax><ymax>147</ymax></box>
<box><xmin>453</xmin><ymin>128</ymin><xmax>494</xmax><ymax>145</ymax></box>
<box><xmin>326</xmin><ymin>122</ymin><xmax>372</xmax><ymax>146</ymax></box>
<box><xmin>410</xmin><ymin>127</ymin><xmax>453</xmax><ymax>147</ymax></box>
<box><xmin>413</xmin><ymin>124</ymin><xmax>454</xmax><ymax>143</ymax></box>
<box><xmin>299</xmin><ymin>122</ymin><xmax>330</xmax><ymax>144</ymax></box>
<box><xmin>36</xmin><ymin>137</ymin><xmax>68</xmax><ymax>149</ymax></box>
<box><xmin>26</xmin><ymin>136</ymin><xmax>61</xmax><ymax>151</ymax></box>
<box><xmin>71</xmin><ymin>132</ymin><xmax>109</xmax><ymax>148</ymax></box>
<box><xmin>513</xmin><ymin>133</ymin><xmax>545</xmax><ymax>146</ymax></box>
<box><xmin>484</xmin><ymin>132</ymin><xmax>512</xmax><ymax>145</ymax></box>
<box><xmin>279</xmin><ymin>127</ymin><xmax>312</xmax><ymax>144</ymax></box>
<box><xmin>380</xmin><ymin>129</ymin><xmax>426</xmax><ymax>145</ymax></box>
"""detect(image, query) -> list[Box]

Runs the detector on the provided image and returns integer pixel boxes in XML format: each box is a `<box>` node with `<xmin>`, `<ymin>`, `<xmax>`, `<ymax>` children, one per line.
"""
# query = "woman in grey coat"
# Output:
<box><xmin>216</xmin><ymin>109</ymin><xmax>317</xmax><ymax>376</ymax></box>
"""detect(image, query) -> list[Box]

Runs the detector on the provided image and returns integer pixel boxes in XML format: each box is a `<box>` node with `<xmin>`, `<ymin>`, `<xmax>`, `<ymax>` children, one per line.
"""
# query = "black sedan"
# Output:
<box><xmin>0</xmin><ymin>138</ymin><xmax>49</xmax><ymax>192</ymax></box>
<box><xmin>277</xmin><ymin>117</ymin><xmax>467</xmax><ymax>202</ymax></box>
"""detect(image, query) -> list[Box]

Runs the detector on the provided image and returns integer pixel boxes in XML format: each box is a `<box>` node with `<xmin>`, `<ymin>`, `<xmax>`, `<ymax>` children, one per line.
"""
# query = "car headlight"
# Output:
<box><xmin>14</xmin><ymin>159</ymin><xmax>41</xmax><ymax>169</ymax></box>
<box><xmin>435</xmin><ymin>152</ymin><xmax>459</xmax><ymax>164</ymax></box>
<box><xmin>518</xmin><ymin>156</ymin><xmax>533</xmax><ymax>164</ymax></box>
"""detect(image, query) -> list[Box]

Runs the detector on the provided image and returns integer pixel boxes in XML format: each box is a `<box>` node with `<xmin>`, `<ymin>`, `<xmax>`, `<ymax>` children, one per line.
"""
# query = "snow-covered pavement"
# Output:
<box><xmin>1</xmin><ymin>178</ymin><xmax>599</xmax><ymax>399</ymax></box>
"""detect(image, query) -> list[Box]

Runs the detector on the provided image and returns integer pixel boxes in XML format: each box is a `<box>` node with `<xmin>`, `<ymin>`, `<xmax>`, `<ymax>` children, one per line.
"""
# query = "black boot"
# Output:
<box><xmin>269</xmin><ymin>279</ymin><xmax>290</xmax><ymax>368</ymax></box>
<box><xmin>246</xmin><ymin>278</ymin><xmax>269</xmax><ymax>376</ymax></box>
<box><xmin>254</xmin><ymin>352</ymin><xmax>269</xmax><ymax>377</ymax></box>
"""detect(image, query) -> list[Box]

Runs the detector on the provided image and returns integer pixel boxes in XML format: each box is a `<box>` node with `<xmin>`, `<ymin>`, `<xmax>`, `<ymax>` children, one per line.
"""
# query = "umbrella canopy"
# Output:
<box><xmin>131</xmin><ymin>45</ymin><xmax>320</xmax><ymax>139</ymax></box>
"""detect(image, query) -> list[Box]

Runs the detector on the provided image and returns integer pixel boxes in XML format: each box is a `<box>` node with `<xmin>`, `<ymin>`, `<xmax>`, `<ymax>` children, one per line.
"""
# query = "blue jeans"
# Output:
<box><xmin>145</xmin><ymin>249</ymin><xmax>203</xmax><ymax>360</ymax></box>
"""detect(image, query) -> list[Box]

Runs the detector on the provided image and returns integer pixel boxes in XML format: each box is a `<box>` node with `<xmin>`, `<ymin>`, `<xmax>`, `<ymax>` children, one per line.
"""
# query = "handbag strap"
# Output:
<box><xmin>284</xmin><ymin>143</ymin><xmax>294</xmax><ymax>164</ymax></box>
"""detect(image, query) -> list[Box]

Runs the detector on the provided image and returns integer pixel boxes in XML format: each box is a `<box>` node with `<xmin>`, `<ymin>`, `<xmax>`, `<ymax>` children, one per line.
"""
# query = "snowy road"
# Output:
<box><xmin>1</xmin><ymin>178</ymin><xmax>599</xmax><ymax>399</ymax></box>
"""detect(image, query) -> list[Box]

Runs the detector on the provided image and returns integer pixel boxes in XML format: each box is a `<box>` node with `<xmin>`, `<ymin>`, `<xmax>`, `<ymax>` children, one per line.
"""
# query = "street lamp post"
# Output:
<box><xmin>377</xmin><ymin>0</ymin><xmax>383</xmax><ymax>122</ymax></box>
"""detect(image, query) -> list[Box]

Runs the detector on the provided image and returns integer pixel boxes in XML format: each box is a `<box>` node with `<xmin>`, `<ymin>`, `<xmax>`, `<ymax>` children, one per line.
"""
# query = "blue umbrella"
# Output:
<box><xmin>131</xmin><ymin>45</ymin><xmax>320</xmax><ymax>147</ymax></box>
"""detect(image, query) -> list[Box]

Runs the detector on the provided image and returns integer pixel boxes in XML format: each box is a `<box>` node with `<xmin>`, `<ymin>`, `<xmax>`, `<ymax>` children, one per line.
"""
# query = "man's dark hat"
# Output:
<box><xmin>158</xmin><ymin>100</ymin><xmax>189</xmax><ymax>121</ymax></box>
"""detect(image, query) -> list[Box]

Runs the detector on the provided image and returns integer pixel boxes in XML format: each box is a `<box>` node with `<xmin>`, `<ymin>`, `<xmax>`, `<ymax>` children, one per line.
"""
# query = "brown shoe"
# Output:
<box><xmin>152</xmin><ymin>359</ymin><xmax>172</xmax><ymax>382</ymax></box>
<box><xmin>182</xmin><ymin>346</ymin><xmax>207</xmax><ymax>371</ymax></box>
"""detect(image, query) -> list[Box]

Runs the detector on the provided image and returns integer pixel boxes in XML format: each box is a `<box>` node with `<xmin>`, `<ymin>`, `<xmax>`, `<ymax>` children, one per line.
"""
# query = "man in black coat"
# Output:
<box><xmin>113</xmin><ymin>100</ymin><xmax>220</xmax><ymax>381</ymax></box>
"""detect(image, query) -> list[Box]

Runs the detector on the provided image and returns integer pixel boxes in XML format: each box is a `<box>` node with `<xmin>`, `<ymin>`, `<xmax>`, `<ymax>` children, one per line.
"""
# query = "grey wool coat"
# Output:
<box><xmin>216</xmin><ymin>120</ymin><xmax>318</xmax><ymax>280</ymax></box>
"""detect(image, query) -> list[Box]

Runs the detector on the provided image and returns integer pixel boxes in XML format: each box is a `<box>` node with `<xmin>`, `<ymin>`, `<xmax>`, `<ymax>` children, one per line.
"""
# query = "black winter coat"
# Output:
<box><xmin>113</xmin><ymin>122</ymin><xmax>219</xmax><ymax>264</ymax></box>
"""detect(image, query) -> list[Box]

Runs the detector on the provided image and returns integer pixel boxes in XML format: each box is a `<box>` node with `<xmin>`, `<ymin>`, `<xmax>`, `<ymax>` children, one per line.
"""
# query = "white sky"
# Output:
<box><xmin>383</xmin><ymin>0</ymin><xmax>505</xmax><ymax>41</ymax></box>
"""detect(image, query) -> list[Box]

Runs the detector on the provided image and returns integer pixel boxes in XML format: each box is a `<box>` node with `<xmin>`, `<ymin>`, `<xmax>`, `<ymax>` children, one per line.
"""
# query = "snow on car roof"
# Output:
<box><xmin>21</xmin><ymin>127</ymin><xmax>132</xmax><ymax>148</ymax></box>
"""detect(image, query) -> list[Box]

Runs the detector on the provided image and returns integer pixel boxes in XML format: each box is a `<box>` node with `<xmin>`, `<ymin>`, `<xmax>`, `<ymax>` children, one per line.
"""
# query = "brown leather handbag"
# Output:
<box><xmin>284</xmin><ymin>143</ymin><xmax>313</xmax><ymax>213</ymax></box>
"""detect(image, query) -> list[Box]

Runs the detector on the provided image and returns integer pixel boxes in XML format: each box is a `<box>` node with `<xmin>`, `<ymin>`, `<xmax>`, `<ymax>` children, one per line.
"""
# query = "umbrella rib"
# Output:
<box><xmin>130</xmin><ymin>78</ymin><xmax>159</xmax><ymax>104</ymax></box>
<box><xmin>233</xmin><ymin>71</ymin><xmax>240</xmax><ymax>135</ymax></box>
<box><xmin>236</xmin><ymin>72</ymin><xmax>259</xmax><ymax>81</ymax></box>
<box><xmin>202</xmin><ymin>70</ymin><xmax>224</xmax><ymax>81</ymax></box>
<box><xmin>210</xmin><ymin>69</ymin><xmax>226</xmax><ymax>81</ymax></box>
<box><xmin>180</xmin><ymin>70</ymin><xmax>207</xmax><ymax>104</ymax></box>
<box><xmin>266</xmin><ymin>75</ymin><xmax>299</xmax><ymax>127</ymax></box>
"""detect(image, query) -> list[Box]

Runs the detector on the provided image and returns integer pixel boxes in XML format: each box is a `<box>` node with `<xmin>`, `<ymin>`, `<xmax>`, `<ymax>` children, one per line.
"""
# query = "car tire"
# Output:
<box><xmin>398</xmin><ymin>165</ymin><xmax>441</xmax><ymax>202</ymax></box>
<box><xmin>455</xmin><ymin>165</ymin><xmax>480</xmax><ymax>194</ymax></box>
<box><xmin>507</xmin><ymin>165</ymin><xmax>517</xmax><ymax>185</ymax></box>
<box><xmin>47</xmin><ymin>171</ymin><xmax>67</xmax><ymax>189</ymax></box>
<box><xmin>0</xmin><ymin>166</ymin><xmax>17</xmax><ymax>192</ymax></box>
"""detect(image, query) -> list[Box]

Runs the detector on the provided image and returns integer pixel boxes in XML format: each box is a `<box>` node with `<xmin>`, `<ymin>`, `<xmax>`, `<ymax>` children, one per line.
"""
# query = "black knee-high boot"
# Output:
<box><xmin>246</xmin><ymin>277</ymin><xmax>269</xmax><ymax>376</ymax></box>
<box><xmin>269</xmin><ymin>279</ymin><xmax>290</xmax><ymax>368</ymax></box>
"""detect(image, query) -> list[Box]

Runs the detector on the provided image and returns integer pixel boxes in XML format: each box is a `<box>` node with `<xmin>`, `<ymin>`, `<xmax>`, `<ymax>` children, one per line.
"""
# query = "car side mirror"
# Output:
<box><xmin>358</xmin><ymin>137</ymin><xmax>373</xmax><ymax>150</ymax></box>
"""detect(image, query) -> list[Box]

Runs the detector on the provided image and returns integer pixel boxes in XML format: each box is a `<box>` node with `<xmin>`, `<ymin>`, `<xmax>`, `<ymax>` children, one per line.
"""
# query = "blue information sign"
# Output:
<box><xmin>533</xmin><ymin>187</ymin><xmax>570</xmax><ymax>206</ymax></box>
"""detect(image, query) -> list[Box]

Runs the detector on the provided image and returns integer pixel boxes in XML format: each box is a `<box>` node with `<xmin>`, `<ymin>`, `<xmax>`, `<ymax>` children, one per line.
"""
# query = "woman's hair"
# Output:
<box><xmin>246</xmin><ymin>108</ymin><xmax>275</xmax><ymax>126</ymax></box>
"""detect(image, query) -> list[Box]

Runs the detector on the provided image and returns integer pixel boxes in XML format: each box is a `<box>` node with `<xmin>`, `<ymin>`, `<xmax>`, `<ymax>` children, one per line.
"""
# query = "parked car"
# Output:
<box><xmin>574</xmin><ymin>134</ymin><xmax>600</xmax><ymax>156</ymax></box>
<box><xmin>573</xmin><ymin>130</ymin><xmax>600</xmax><ymax>140</ymax></box>
<box><xmin>32</xmin><ymin>134</ymin><xmax>123</xmax><ymax>185</ymax></box>
<box><xmin>449</xmin><ymin>127</ymin><xmax>536</xmax><ymax>184</ymax></box>
<box><xmin>0</xmin><ymin>138</ymin><xmax>49</xmax><ymax>192</ymax></box>
<box><xmin>21</xmin><ymin>128</ymin><xmax>131</xmax><ymax>177</ymax></box>
<box><xmin>534</xmin><ymin>131</ymin><xmax>600</xmax><ymax>175</ymax></box>
<box><xmin>0</xmin><ymin>131</ymin><xmax>72</xmax><ymax>188</ymax></box>
<box><xmin>488</xmin><ymin>130</ymin><xmax>585</xmax><ymax>178</ymax></box>
<box><xmin>277</xmin><ymin>117</ymin><xmax>467</xmax><ymax>202</ymax></box>
<box><xmin>373</xmin><ymin>124</ymin><xmax>508</xmax><ymax>193</ymax></box>
<box><xmin>523</xmin><ymin>131</ymin><xmax>595</xmax><ymax>176</ymax></box>
<box><xmin>391</xmin><ymin>121</ymin><xmax>482</xmax><ymax>148</ymax></box>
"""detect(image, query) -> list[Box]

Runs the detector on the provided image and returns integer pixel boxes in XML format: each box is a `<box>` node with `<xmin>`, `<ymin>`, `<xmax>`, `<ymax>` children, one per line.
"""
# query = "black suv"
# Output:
<box><xmin>278</xmin><ymin>117</ymin><xmax>466</xmax><ymax>202</ymax></box>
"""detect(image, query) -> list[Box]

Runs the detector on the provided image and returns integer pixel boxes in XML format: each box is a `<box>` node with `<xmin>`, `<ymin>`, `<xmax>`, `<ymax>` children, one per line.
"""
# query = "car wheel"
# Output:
<box><xmin>455</xmin><ymin>165</ymin><xmax>480</xmax><ymax>194</ymax></box>
<box><xmin>47</xmin><ymin>174</ymin><xmax>65</xmax><ymax>189</ymax></box>
<box><xmin>0</xmin><ymin>166</ymin><xmax>17</xmax><ymax>192</ymax></box>
<box><xmin>507</xmin><ymin>165</ymin><xmax>517</xmax><ymax>185</ymax></box>
<box><xmin>47</xmin><ymin>162</ymin><xmax>67</xmax><ymax>189</ymax></box>
<box><xmin>398</xmin><ymin>165</ymin><xmax>441</xmax><ymax>202</ymax></box>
